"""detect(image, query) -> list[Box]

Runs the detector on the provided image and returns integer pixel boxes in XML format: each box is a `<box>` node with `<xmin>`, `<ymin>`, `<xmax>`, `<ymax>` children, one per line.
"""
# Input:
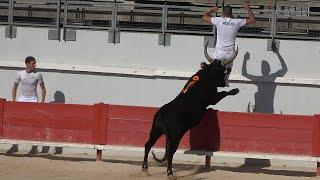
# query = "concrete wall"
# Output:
<box><xmin>0</xmin><ymin>26</ymin><xmax>320</xmax><ymax>115</ymax></box>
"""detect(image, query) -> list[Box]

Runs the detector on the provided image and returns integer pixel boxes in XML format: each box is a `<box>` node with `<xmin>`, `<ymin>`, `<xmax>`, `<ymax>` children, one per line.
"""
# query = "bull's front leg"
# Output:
<box><xmin>210</xmin><ymin>88</ymin><xmax>239</xmax><ymax>105</ymax></box>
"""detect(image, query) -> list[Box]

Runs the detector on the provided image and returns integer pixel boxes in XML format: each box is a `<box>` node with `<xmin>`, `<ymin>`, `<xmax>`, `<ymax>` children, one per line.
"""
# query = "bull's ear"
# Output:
<box><xmin>200</xmin><ymin>62</ymin><xmax>208</xmax><ymax>69</ymax></box>
<box><xmin>221</xmin><ymin>46</ymin><xmax>239</xmax><ymax>65</ymax></box>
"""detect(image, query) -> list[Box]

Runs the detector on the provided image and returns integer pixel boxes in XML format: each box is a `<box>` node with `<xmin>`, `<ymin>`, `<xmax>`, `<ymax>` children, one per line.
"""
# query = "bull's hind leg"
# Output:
<box><xmin>166</xmin><ymin>135</ymin><xmax>182</xmax><ymax>178</ymax></box>
<box><xmin>142</xmin><ymin>124</ymin><xmax>163</xmax><ymax>173</ymax></box>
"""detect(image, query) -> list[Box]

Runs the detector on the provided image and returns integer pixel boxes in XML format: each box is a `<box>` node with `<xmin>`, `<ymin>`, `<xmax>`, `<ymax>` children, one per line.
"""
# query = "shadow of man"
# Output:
<box><xmin>41</xmin><ymin>91</ymin><xmax>66</xmax><ymax>155</ymax></box>
<box><xmin>50</xmin><ymin>91</ymin><xmax>66</xmax><ymax>104</ymax></box>
<box><xmin>242</xmin><ymin>48</ymin><xmax>288</xmax><ymax>113</ymax></box>
<box><xmin>241</xmin><ymin>48</ymin><xmax>288</xmax><ymax>168</ymax></box>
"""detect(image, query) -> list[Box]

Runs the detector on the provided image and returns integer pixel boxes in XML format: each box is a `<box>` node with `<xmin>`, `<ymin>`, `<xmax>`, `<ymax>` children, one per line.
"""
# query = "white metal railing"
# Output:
<box><xmin>0</xmin><ymin>0</ymin><xmax>319</xmax><ymax>41</ymax></box>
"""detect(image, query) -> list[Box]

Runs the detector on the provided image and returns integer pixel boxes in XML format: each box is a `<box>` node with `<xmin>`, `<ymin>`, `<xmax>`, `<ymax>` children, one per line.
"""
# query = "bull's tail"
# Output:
<box><xmin>151</xmin><ymin>106</ymin><xmax>171</xmax><ymax>163</ymax></box>
<box><xmin>151</xmin><ymin>137</ymin><xmax>170</xmax><ymax>163</ymax></box>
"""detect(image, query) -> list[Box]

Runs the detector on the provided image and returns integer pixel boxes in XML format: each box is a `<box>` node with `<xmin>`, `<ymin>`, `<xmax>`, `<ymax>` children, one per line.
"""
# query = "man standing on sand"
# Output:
<box><xmin>7</xmin><ymin>56</ymin><xmax>46</xmax><ymax>157</ymax></box>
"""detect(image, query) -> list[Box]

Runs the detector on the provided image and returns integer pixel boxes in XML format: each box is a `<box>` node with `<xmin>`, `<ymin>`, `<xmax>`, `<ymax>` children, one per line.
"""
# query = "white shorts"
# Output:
<box><xmin>213</xmin><ymin>49</ymin><xmax>238</xmax><ymax>87</ymax></box>
<box><xmin>213</xmin><ymin>48</ymin><xmax>237</xmax><ymax>68</ymax></box>
<box><xmin>18</xmin><ymin>96</ymin><xmax>38</xmax><ymax>102</ymax></box>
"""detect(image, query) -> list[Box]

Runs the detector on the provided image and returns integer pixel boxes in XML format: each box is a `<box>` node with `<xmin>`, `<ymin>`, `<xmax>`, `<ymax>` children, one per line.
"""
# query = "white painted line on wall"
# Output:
<box><xmin>1</xmin><ymin>61</ymin><xmax>319</xmax><ymax>86</ymax></box>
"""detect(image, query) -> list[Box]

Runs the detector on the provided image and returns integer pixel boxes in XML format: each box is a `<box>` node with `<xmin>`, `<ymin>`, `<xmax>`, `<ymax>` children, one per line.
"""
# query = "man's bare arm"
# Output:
<box><xmin>243</xmin><ymin>1</ymin><xmax>256</xmax><ymax>25</ymax></box>
<box><xmin>12</xmin><ymin>82</ymin><xmax>19</xmax><ymax>101</ymax></box>
<box><xmin>202</xmin><ymin>6</ymin><xmax>219</xmax><ymax>23</ymax></box>
<box><xmin>40</xmin><ymin>82</ymin><xmax>46</xmax><ymax>103</ymax></box>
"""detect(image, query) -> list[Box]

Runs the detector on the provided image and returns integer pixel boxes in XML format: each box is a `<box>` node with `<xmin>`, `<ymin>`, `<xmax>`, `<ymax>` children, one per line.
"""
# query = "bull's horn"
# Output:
<box><xmin>221</xmin><ymin>46</ymin><xmax>239</xmax><ymax>66</ymax></box>
<box><xmin>204</xmin><ymin>42</ymin><xmax>214</xmax><ymax>63</ymax></box>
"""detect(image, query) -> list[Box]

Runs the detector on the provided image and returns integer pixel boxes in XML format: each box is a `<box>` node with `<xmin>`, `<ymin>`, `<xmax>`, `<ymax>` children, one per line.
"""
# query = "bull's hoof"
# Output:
<box><xmin>142</xmin><ymin>162</ymin><xmax>149</xmax><ymax>173</ymax></box>
<box><xmin>142</xmin><ymin>167</ymin><xmax>148</xmax><ymax>172</ymax></box>
<box><xmin>142</xmin><ymin>167</ymin><xmax>150</xmax><ymax>176</ymax></box>
<box><xmin>228</xmin><ymin>88</ymin><xmax>239</xmax><ymax>95</ymax></box>
<box><xmin>167</xmin><ymin>174</ymin><xmax>177</xmax><ymax>180</ymax></box>
<box><xmin>142</xmin><ymin>164</ymin><xmax>149</xmax><ymax>172</ymax></box>
<box><xmin>142</xmin><ymin>169</ymin><xmax>149</xmax><ymax>176</ymax></box>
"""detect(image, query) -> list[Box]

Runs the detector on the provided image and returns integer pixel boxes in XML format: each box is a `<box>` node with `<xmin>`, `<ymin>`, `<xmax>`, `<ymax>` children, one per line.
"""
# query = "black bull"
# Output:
<box><xmin>142</xmin><ymin>60</ymin><xmax>239</xmax><ymax>177</ymax></box>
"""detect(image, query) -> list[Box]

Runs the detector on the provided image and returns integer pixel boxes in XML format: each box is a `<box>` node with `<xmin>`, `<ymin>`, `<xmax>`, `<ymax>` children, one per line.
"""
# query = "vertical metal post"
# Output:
<box><xmin>8</xmin><ymin>0</ymin><xmax>14</xmax><ymax>39</ymax></box>
<box><xmin>96</xmin><ymin>149</ymin><xmax>102</xmax><ymax>161</ymax></box>
<box><xmin>56</xmin><ymin>0</ymin><xmax>62</xmax><ymax>41</ymax></box>
<box><xmin>108</xmin><ymin>0</ymin><xmax>119</xmax><ymax>44</ymax></box>
<box><xmin>63</xmin><ymin>0</ymin><xmax>68</xmax><ymax>42</ymax></box>
<box><xmin>205</xmin><ymin>155</ymin><xmax>211</xmax><ymax>167</ymax></box>
<box><xmin>112</xmin><ymin>0</ymin><xmax>117</xmax><ymax>29</ymax></box>
<box><xmin>212</xmin><ymin>0</ymin><xmax>219</xmax><ymax>48</ymax></box>
<box><xmin>271</xmin><ymin>0</ymin><xmax>277</xmax><ymax>43</ymax></box>
<box><xmin>161</xmin><ymin>3</ymin><xmax>168</xmax><ymax>47</ymax></box>
<box><xmin>111</xmin><ymin>0</ymin><xmax>117</xmax><ymax>44</ymax></box>
<box><xmin>271</xmin><ymin>10</ymin><xmax>276</xmax><ymax>43</ymax></box>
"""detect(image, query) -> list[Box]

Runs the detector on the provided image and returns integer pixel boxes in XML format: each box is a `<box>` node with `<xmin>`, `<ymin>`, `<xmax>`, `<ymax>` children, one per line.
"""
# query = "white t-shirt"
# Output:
<box><xmin>211</xmin><ymin>17</ymin><xmax>246</xmax><ymax>51</ymax></box>
<box><xmin>15</xmin><ymin>70</ymin><xmax>44</xmax><ymax>97</ymax></box>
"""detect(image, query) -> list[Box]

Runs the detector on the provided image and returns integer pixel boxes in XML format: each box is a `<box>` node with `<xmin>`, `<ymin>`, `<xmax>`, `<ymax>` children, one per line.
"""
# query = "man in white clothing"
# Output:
<box><xmin>202</xmin><ymin>1</ymin><xmax>256</xmax><ymax>86</ymax></box>
<box><xmin>7</xmin><ymin>56</ymin><xmax>46</xmax><ymax>156</ymax></box>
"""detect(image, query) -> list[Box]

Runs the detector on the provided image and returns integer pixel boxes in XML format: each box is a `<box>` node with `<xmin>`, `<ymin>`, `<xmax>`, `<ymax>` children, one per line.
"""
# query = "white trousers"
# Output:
<box><xmin>18</xmin><ymin>95</ymin><xmax>38</xmax><ymax>102</ymax></box>
<box><xmin>213</xmin><ymin>49</ymin><xmax>237</xmax><ymax>87</ymax></box>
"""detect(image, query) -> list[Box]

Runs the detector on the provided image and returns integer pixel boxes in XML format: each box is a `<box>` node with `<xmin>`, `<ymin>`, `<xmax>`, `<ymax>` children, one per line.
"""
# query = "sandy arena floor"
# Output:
<box><xmin>0</xmin><ymin>152</ymin><xmax>320</xmax><ymax>180</ymax></box>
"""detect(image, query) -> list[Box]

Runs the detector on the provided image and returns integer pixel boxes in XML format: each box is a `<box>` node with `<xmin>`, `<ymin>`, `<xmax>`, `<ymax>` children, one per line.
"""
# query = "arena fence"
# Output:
<box><xmin>1</xmin><ymin>98</ymin><xmax>320</xmax><ymax>175</ymax></box>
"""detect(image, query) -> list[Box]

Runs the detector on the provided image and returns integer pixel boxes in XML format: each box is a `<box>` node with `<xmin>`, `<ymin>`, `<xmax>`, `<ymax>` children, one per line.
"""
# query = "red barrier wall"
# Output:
<box><xmin>0</xmin><ymin>98</ymin><xmax>4</xmax><ymax>139</ymax></box>
<box><xmin>3</xmin><ymin>101</ymin><xmax>99</xmax><ymax>144</ymax></box>
<box><xmin>190</xmin><ymin>109</ymin><xmax>318</xmax><ymax>155</ymax></box>
<box><xmin>314</xmin><ymin>115</ymin><xmax>320</xmax><ymax>156</ymax></box>
<box><xmin>96</xmin><ymin>103</ymin><xmax>108</xmax><ymax>145</ymax></box>
<box><xmin>0</xmin><ymin>99</ymin><xmax>318</xmax><ymax>157</ymax></box>
<box><xmin>106</xmin><ymin>105</ymin><xmax>190</xmax><ymax>149</ymax></box>
<box><xmin>189</xmin><ymin>109</ymin><xmax>220</xmax><ymax>151</ymax></box>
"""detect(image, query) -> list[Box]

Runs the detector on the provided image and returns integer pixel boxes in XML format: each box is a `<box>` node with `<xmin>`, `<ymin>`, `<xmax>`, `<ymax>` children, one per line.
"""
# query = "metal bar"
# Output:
<box><xmin>213</xmin><ymin>0</ymin><xmax>218</xmax><ymax>48</ymax></box>
<box><xmin>276</xmin><ymin>10</ymin><xmax>320</xmax><ymax>16</ymax></box>
<box><xmin>14</xmin><ymin>0</ymin><xmax>58</xmax><ymax>4</ymax></box>
<box><xmin>161</xmin><ymin>4</ymin><xmax>167</xmax><ymax>46</ymax></box>
<box><xmin>65</xmin><ymin>25</ymin><xmax>111</xmax><ymax>30</ymax></box>
<box><xmin>237</xmin><ymin>33</ymin><xmax>272</xmax><ymax>38</ymax></box>
<box><xmin>112</xmin><ymin>0</ymin><xmax>116</xmax><ymax>29</ymax></box>
<box><xmin>166</xmin><ymin>29</ymin><xmax>215</xmax><ymax>34</ymax></box>
<box><xmin>8</xmin><ymin>0</ymin><xmax>14</xmax><ymax>38</ymax></box>
<box><xmin>110</xmin><ymin>0</ymin><xmax>117</xmax><ymax>44</ymax></box>
<box><xmin>66</xmin><ymin>1</ymin><xmax>111</xmax><ymax>6</ymax></box>
<box><xmin>56</xmin><ymin>0</ymin><xmax>61</xmax><ymax>41</ymax></box>
<box><xmin>274</xmin><ymin>35</ymin><xmax>320</xmax><ymax>40</ymax></box>
<box><xmin>63</xmin><ymin>0</ymin><xmax>68</xmax><ymax>41</ymax></box>
<box><xmin>120</xmin><ymin>3</ymin><xmax>164</xmax><ymax>9</ymax></box>
<box><xmin>271</xmin><ymin>10</ymin><xmax>277</xmax><ymax>42</ymax></box>
<box><xmin>118</xmin><ymin>28</ymin><xmax>162</xmax><ymax>33</ymax></box>
<box><xmin>10</xmin><ymin>23</ymin><xmax>56</xmax><ymax>27</ymax></box>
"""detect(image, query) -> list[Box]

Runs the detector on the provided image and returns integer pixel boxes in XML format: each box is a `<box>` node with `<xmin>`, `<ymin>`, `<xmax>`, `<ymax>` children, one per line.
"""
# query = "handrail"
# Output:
<box><xmin>0</xmin><ymin>0</ymin><xmax>319</xmax><ymax>40</ymax></box>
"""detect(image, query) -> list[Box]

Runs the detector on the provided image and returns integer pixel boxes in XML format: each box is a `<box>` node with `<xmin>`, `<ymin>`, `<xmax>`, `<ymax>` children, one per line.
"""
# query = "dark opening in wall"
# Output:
<box><xmin>310</xmin><ymin>7</ymin><xmax>320</xmax><ymax>12</ymax></box>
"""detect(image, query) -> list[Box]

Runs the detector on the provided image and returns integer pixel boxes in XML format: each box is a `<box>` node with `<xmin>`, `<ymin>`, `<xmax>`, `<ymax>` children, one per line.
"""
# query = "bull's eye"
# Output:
<box><xmin>224</xmin><ymin>68</ymin><xmax>232</xmax><ymax>74</ymax></box>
